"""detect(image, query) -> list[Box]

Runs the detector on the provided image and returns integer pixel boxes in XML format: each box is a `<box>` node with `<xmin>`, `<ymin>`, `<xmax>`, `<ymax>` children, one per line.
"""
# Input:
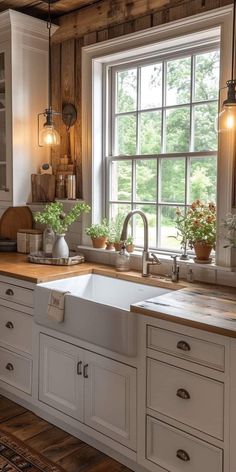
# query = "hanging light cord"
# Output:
<box><xmin>47</xmin><ymin>0</ymin><xmax>52</xmax><ymax>110</ymax></box>
<box><xmin>231</xmin><ymin>0</ymin><xmax>236</xmax><ymax>81</ymax></box>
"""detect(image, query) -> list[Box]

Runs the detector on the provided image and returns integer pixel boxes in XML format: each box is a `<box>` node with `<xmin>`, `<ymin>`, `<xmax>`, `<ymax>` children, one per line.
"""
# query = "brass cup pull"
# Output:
<box><xmin>5</xmin><ymin>363</ymin><xmax>14</xmax><ymax>371</ymax></box>
<box><xmin>176</xmin><ymin>449</ymin><xmax>190</xmax><ymax>462</ymax></box>
<box><xmin>77</xmin><ymin>361</ymin><xmax>82</xmax><ymax>375</ymax></box>
<box><xmin>83</xmin><ymin>364</ymin><xmax>88</xmax><ymax>378</ymax></box>
<box><xmin>177</xmin><ymin>340</ymin><xmax>191</xmax><ymax>352</ymax></box>
<box><xmin>176</xmin><ymin>388</ymin><xmax>190</xmax><ymax>400</ymax></box>
<box><xmin>5</xmin><ymin>321</ymin><xmax>14</xmax><ymax>329</ymax></box>
<box><xmin>5</xmin><ymin>289</ymin><xmax>14</xmax><ymax>296</ymax></box>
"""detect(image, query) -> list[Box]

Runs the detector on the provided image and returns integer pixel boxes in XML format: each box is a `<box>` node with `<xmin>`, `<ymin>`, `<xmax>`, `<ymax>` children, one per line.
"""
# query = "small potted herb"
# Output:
<box><xmin>125</xmin><ymin>236</ymin><xmax>134</xmax><ymax>253</ymax></box>
<box><xmin>34</xmin><ymin>201</ymin><xmax>90</xmax><ymax>258</ymax></box>
<box><xmin>85</xmin><ymin>219</ymin><xmax>109</xmax><ymax>249</ymax></box>
<box><xmin>109</xmin><ymin>213</ymin><xmax>125</xmax><ymax>251</ymax></box>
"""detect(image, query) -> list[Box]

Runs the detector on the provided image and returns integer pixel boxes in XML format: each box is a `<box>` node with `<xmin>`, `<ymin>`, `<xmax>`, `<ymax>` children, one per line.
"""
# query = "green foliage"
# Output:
<box><xmin>34</xmin><ymin>202</ymin><xmax>90</xmax><ymax>235</ymax></box>
<box><xmin>108</xmin><ymin>213</ymin><xmax>125</xmax><ymax>243</ymax></box>
<box><xmin>85</xmin><ymin>219</ymin><xmax>109</xmax><ymax>239</ymax></box>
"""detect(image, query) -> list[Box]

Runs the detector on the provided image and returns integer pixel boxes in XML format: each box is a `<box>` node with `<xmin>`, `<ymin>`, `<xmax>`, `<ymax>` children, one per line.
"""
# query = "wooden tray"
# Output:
<box><xmin>28</xmin><ymin>251</ymin><xmax>85</xmax><ymax>266</ymax></box>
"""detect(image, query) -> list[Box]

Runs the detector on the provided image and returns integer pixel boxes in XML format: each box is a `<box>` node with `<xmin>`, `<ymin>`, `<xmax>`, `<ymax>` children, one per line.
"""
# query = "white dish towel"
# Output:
<box><xmin>47</xmin><ymin>290</ymin><xmax>70</xmax><ymax>323</ymax></box>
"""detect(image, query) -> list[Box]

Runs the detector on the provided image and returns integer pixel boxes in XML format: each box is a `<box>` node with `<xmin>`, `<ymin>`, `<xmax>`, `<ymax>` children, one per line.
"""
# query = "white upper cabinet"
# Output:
<box><xmin>0</xmin><ymin>10</ymin><xmax>49</xmax><ymax>206</ymax></box>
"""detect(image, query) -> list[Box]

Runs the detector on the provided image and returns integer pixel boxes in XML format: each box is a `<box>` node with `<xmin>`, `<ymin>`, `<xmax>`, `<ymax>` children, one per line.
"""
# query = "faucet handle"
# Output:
<box><xmin>151</xmin><ymin>253</ymin><xmax>161</xmax><ymax>265</ymax></box>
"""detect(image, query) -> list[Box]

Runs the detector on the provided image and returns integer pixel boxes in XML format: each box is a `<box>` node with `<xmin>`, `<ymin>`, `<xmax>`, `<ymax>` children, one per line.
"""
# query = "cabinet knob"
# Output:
<box><xmin>176</xmin><ymin>449</ymin><xmax>190</xmax><ymax>462</ymax></box>
<box><xmin>77</xmin><ymin>361</ymin><xmax>82</xmax><ymax>375</ymax></box>
<box><xmin>176</xmin><ymin>388</ymin><xmax>190</xmax><ymax>400</ymax></box>
<box><xmin>5</xmin><ymin>321</ymin><xmax>14</xmax><ymax>329</ymax></box>
<box><xmin>5</xmin><ymin>363</ymin><xmax>14</xmax><ymax>371</ymax></box>
<box><xmin>83</xmin><ymin>364</ymin><xmax>88</xmax><ymax>378</ymax></box>
<box><xmin>5</xmin><ymin>289</ymin><xmax>14</xmax><ymax>296</ymax></box>
<box><xmin>177</xmin><ymin>340</ymin><xmax>191</xmax><ymax>352</ymax></box>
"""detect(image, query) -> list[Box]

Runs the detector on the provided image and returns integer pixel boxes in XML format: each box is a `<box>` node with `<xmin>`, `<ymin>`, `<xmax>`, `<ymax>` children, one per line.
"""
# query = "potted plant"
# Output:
<box><xmin>109</xmin><ymin>213</ymin><xmax>125</xmax><ymax>251</ymax></box>
<box><xmin>85</xmin><ymin>219</ymin><xmax>109</xmax><ymax>249</ymax></box>
<box><xmin>175</xmin><ymin>200</ymin><xmax>216</xmax><ymax>262</ymax></box>
<box><xmin>221</xmin><ymin>213</ymin><xmax>236</xmax><ymax>248</ymax></box>
<box><xmin>125</xmin><ymin>236</ymin><xmax>134</xmax><ymax>253</ymax></box>
<box><xmin>34</xmin><ymin>201</ymin><xmax>90</xmax><ymax>258</ymax></box>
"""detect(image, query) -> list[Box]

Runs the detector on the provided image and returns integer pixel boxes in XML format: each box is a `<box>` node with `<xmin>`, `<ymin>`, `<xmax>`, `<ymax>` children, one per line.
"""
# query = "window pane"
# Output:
<box><xmin>140</xmin><ymin>111</ymin><xmax>161</xmax><ymax>154</ymax></box>
<box><xmin>135</xmin><ymin>159</ymin><xmax>157</xmax><ymax>202</ymax></box>
<box><xmin>116</xmin><ymin>69</ymin><xmax>137</xmax><ymax>113</ymax></box>
<box><xmin>133</xmin><ymin>205</ymin><xmax>156</xmax><ymax>248</ymax></box>
<box><xmin>166</xmin><ymin>57</ymin><xmax>191</xmax><ymax>106</ymax></box>
<box><xmin>111</xmin><ymin>160</ymin><xmax>132</xmax><ymax>201</ymax></box>
<box><xmin>193</xmin><ymin>103</ymin><xmax>217</xmax><ymax>151</ymax></box>
<box><xmin>194</xmin><ymin>51</ymin><xmax>220</xmax><ymax>101</ymax></box>
<box><xmin>189</xmin><ymin>156</ymin><xmax>217</xmax><ymax>203</ymax></box>
<box><xmin>160</xmin><ymin>158</ymin><xmax>185</xmax><ymax>203</ymax></box>
<box><xmin>160</xmin><ymin>206</ymin><xmax>179</xmax><ymax>250</ymax></box>
<box><xmin>115</xmin><ymin>114</ymin><xmax>136</xmax><ymax>155</ymax></box>
<box><xmin>140</xmin><ymin>63</ymin><xmax>162</xmax><ymax>109</ymax></box>
<box><xmin>110</xmin><ymin>204</ymin><xmax>131</xmax><ymax>220</ymax></box>
<box><xmin>165</xmin><ymin>107</ymin><xmax>190</xmax><ymax>153</ymax></box>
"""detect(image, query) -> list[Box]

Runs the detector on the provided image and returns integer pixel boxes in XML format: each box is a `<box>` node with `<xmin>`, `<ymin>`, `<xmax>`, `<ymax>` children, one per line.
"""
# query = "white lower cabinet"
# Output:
<box><xmin>146</xmin><ymin>416</ymin><xmax>223</xmax><ymax>472</ymax></box>
<box><xmin>39</xmin><ymin>334</ymin><xmax>137</xmax><ymax>450</ymax></box>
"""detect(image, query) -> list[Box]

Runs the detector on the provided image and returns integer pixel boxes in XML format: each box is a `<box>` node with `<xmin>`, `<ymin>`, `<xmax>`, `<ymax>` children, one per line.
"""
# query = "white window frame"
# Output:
<box><xmin>81</xmin><ymin>5</ymin><xmax>234</xmax><ymax>267</ymax></box>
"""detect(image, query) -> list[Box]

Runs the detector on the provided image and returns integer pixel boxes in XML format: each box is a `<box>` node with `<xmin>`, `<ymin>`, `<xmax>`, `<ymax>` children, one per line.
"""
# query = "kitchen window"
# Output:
<box><xmin>105</xmin><ymin>48</ymin><xmax>220</xmax><ymax>251</ymax></box>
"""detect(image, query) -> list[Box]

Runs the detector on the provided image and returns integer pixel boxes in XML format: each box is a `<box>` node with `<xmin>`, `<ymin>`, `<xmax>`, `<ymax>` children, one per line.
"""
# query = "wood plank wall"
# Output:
<box><xmin>51</xmin><ymin>0</ymin><xmax>232</xmax><ymax>199</ymax></box>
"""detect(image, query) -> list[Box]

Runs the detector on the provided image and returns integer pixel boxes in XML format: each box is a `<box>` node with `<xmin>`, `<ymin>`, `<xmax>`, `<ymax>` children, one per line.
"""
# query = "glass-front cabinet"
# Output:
<box><xmin>0</xmin><ymin>45</ymin><xmax>11</xmax><ymax>202</ymax></box>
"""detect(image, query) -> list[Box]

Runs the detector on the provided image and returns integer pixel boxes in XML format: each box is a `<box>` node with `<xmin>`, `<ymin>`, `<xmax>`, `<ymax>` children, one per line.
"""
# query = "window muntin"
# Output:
<box><xmin>106</xmin><ymin>47</ymin><xmax>220</xmax><ymax>251</ymax></box>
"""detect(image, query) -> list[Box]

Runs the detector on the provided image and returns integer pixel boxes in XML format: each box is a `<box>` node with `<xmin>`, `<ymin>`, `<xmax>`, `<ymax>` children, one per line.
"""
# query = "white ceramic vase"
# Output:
<box><xmin>52</xmin><ymin>233</ymin><xmax>69</xmax><ymax>258</ymax></box>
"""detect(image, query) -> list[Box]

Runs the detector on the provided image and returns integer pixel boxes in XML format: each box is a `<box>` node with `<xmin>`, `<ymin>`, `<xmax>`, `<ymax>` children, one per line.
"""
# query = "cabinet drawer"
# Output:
<box><xmin>0</xmin><ymin>282</ymin><xmax>33</xmax><ymax>308</ymax></box>
<box><xmin>147</xmin><ymin>325</ymin><xmax>225</xmax><ymax>371</ymax></box>
<box><xmin>0</xmin><ymin>347</ymin><xmax>32</xmax><ymax>394</ymax></box>
<box><xmin>146</xmin><ymin>416</ymin><xmax>222</xmax><ymax>472</ymax></box>
<box><xmin>0</xmin><ymin>306</ymin><xmax>32</xmax><ymax>353</ymax></box>
<box><xmin>147</xmin><ymin>358</ymin><xmax>224</xmax><ymax>440</ymax></box>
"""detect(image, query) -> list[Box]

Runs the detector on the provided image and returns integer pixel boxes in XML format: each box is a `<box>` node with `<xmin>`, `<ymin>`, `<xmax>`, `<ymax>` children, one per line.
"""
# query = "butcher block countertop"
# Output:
<box><xmin>0</xmin><ymin>252</ymin><xmax>236</xmax><ymax>337</ymax></box>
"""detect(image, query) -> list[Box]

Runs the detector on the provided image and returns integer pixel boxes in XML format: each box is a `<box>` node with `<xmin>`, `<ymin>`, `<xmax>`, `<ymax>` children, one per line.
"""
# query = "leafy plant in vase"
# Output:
<box><xmin>175</xmin><ymin>200</ymin><xmax>216</xmax><ymax>262</ymax></box>
<box><xmin>34</xmin><ymin>201</ymin><xmax>90</xmax><ymax>258</ymax></box>
<box><xmin>85</xmin><ymin>219</ymin><xmax>109</xmax><ymax>249</ymax></box>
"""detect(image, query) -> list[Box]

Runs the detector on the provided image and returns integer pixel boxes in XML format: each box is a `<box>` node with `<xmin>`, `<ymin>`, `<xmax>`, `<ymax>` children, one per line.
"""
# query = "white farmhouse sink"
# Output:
<box><xmin>34</xmin><ymin>274</ymin><xmax>172</xmax><ymax>356</ymax></box>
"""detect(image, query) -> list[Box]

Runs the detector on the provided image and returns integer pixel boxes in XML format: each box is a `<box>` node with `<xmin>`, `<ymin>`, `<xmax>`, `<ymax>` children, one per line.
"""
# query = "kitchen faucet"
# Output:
<box><xmin>120</xmin><ymin>209</ymin><xmax>161</xmax><ymax>277</ymax></box>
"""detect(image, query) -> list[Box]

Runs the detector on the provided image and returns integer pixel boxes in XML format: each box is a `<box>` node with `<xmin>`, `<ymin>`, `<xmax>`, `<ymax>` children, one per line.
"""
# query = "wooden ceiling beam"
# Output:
<box><xmin>53</xmin><ymin>0</ymin><xmax>169</xmax><ymax>43</ymax></box>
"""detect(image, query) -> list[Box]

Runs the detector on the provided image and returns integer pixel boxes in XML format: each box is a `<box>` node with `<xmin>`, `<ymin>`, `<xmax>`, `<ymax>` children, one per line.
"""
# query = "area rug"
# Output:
<box><xmin>0</xmin><ymin>429</ymin><xmax>65</xmax><ymax>472</ymax></box>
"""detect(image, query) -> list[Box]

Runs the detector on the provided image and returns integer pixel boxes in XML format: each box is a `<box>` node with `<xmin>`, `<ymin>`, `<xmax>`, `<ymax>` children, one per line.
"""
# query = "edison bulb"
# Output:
<box><xmin>217</xmin><ymin>106</ymin><xmax>236</xmax><ymax>132</ymax></box>
<box><xmin>39</xmin><ymin>124</ymin><xmax>60</xmax><ymax>146</ymax></box>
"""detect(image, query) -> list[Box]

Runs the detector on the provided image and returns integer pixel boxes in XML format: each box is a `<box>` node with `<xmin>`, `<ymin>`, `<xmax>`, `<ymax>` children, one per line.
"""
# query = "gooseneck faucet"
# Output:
<box><xmin>120</xmin><ymin>210</ymin><xmax>161</xmax><ymax>277</ymax></box>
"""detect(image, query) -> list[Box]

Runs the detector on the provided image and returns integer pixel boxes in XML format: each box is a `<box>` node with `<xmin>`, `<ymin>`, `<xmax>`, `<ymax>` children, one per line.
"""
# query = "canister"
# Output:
<box><xmin>17</xmin><ymin>229</ymin><xmax>43</xmax><ymax>254</ymax></box>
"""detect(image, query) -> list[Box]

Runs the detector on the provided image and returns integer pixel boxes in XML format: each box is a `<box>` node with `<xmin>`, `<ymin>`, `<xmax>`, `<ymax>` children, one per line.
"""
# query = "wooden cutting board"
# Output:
<box><xmin>0</xmin><ymin>206</ymin><xmax>33</xmax><ymax>240</ymax></box>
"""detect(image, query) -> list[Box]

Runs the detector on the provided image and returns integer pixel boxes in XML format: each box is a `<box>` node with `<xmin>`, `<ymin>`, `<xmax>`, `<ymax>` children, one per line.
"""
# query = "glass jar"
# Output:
<box><xmin>115</xmin><ymin>246</ymin><xmax>130</xmax><ymax>272</ymax></box>
<box><xmin>43</xmin><ymin>227</ymin><xmax>55</xmax><ymax>254</ymax></box>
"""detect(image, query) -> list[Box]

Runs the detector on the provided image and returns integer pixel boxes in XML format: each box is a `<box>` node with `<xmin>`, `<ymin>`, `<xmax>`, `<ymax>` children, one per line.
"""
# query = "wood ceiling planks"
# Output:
<box><xmin>0</xmin><ymin>0</ymin><xmax>99</xmax><ymax>19</ymax></box>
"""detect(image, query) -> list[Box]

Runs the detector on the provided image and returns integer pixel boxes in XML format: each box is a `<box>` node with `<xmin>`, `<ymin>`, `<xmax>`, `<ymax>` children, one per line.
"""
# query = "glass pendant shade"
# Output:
<box><xmin>217</xmin><ymin>81</ymin><xmax>236</xmax><ymax>132</ymax></box>
<box><xmin>39</xmin><ymin>123</ymin><xmax>60</xmax><ymax>146</ymax></box>
<box><xmin>38</xmin><ymin>107</ymin><xmax>60</xmax><ymax>147</ymax></box>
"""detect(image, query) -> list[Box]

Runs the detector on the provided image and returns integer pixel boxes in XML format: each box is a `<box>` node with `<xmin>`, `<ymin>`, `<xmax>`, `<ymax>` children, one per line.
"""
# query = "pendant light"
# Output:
<box><xmin>217</xmin><ymin>0</ymin><xmax>236</xmax><ymax>132</ymax></box>
<box><xmin>38</xmin><ymin>0</ymin><xmax>60</xmax><ymax>146</ymax></box>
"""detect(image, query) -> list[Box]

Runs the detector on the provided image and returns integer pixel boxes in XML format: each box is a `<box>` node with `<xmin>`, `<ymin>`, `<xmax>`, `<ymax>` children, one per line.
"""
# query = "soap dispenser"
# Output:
<box><xmin>115</xmin><ymin>245</ymin><xmax>130</xmax><ymax>272</ymax></box>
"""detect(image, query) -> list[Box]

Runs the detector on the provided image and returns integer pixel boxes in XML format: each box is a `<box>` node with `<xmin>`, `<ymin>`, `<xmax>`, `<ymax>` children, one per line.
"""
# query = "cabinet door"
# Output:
<box><xmin>84</xmin><ymin>351</ymin><xmax>136</xmax><ymax>450</ymax></box>
<box><xmin>39</xmin><ymin>334</ymin><xmax>84</xmax><ymax>422</ymax></box>
<box><xmin>0</xmin><ymin>42</ymin><xmax>12</xmax><ymax>202</ymax></box>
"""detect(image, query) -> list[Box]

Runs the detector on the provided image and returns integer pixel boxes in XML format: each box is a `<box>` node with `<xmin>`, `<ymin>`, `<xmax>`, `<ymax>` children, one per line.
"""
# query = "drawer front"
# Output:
<box><xmin>0</xmin><ymin>306</ymin><xmax>32</xmax><ymax>353</ymax></box>
<box><xmin>147</xmin><ymin>325</ymin><xmax>225</xmax><ymax>371</ymax></box>
<box><xmin>146</xmin><ymin>416</ymin><xmax>222</xmax><ymax>472</ymax></box>
<box><xmin>0</xmin><ymin>282</ymin><xmax>34</xmax><ymax>308</ymax></box>
<box><xmin>147</xmin><ymin>358</ymin><xmax>224</xmax><ymax>440</ymax></box>
<box><xmin>0</xmin><ymin>347</ymin><xmax>32</xmax><ymax>394</ymax></box>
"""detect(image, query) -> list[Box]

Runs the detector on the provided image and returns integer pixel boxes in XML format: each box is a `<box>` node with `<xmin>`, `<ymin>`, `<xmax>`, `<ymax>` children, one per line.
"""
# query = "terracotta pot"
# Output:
<box><xmin>105</xmin><ymin>242</ymin><xmax>114</xmax><ymax>250</ymax></box>
<box><xmin>114</xmin><ymin>242</ymin><xmax>123</xmax><ymax>252</ymax></box>
<box><xmin>91</xmin><ymin>236</ymin><xmax>107</xmax><ymax>249</ymax></box>
<box><xmin>193</xmin><ymin>242</ymin><xmax>213</xmax><ymax>261</ymax></box>
<box><xmin>126</xmin><ymin>243</ymin><xmax>134</xmax><ymax>253</ymax></box>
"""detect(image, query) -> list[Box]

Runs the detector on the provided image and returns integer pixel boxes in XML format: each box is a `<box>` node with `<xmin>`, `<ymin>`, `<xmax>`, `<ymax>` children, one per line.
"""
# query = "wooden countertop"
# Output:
<box><xmin>0</xmin><ymin>252</ymin><xmax>236</xmax><ymax>338</ymax></box>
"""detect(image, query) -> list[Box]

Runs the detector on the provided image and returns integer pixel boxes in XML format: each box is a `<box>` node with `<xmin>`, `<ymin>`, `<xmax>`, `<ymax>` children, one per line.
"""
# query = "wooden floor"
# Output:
<box><xmin>0</xmin><ymin>395</ymin><xmax>131</xmax><ymax>472</ymax></box>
